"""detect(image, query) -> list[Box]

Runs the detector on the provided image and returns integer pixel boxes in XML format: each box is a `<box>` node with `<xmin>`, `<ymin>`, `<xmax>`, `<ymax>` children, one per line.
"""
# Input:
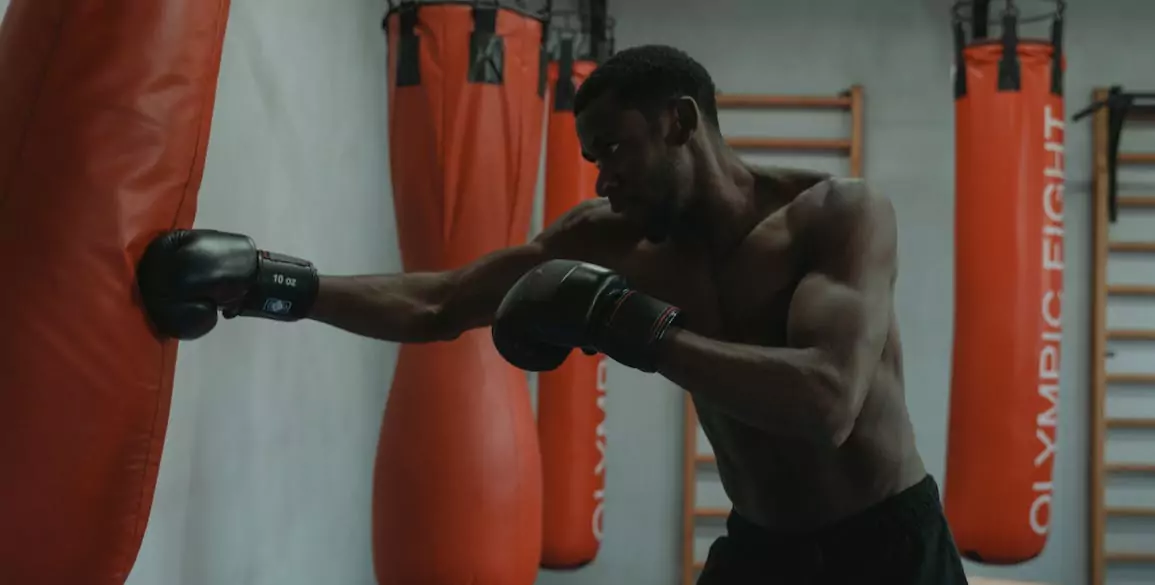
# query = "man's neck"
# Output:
<box><xmin>677</xmin><ymin>139</ymin><xmax>799</xmax><ymax>257</ymax></box>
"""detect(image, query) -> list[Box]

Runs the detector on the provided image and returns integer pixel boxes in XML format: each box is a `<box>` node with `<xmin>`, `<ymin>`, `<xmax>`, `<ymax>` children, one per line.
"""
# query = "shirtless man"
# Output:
<box><xmin>137</xmin><ymin>45</ymin><xmax>968</xmax><ymax>584</ymax></box>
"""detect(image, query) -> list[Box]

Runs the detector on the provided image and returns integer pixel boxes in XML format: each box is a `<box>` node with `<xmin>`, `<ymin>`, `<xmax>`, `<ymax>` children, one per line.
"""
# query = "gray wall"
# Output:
<box><xmin>2</xmin><ymin>0</ymin><xmax>1154</xmax><ymax>584</ymax></box>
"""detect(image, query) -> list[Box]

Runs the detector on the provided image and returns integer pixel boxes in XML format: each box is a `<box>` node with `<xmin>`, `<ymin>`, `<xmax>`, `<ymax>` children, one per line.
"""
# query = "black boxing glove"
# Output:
<box><xmin>136</xmin><ymin>229</ymin><xmax>319</xmax><ymax>340</ymax></box>
<box><xmin>492</xmin><ymin>259</ymin><xmax>682</xmax><ymax>373</ymax></box>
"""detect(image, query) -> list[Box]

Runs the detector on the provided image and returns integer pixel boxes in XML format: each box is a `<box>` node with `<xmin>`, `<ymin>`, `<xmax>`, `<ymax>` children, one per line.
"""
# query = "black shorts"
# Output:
<box><xmin>697</xmin><ymin>475</ymin><xmax>969</xmax><ymax>585</ymax></box>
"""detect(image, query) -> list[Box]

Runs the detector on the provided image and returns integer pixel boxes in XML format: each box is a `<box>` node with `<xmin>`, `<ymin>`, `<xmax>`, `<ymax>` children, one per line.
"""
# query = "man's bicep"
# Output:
<box><xmin>788</xmin><ymin>275</ymin><xmax>865</xmax><ymax>356</ymax></box>
<box><xmin>444</xmin><ymin>242</ymin><xmax>552</xmax><ymax>330</ymax></box>
<box><xmin>786</xmin><ymin>190</ymin><xmax>897</xmax><ymax>379</ymax></box>
<box><xmin>442</xmin><ymin>200</ymin><xmax>612</xmax><ymax>330</ymax></box>
<box><xmin>444</xmin><ymin>198</ymin><xmax>637</xmax><ymax>331</ymax></box>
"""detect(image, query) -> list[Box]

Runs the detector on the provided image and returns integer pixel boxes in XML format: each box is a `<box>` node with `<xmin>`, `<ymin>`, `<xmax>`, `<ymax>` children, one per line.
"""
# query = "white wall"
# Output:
<box><xmin>3</xmin><ymin>0</ymin><xmax>1155</xmax><ymax>584</ymax></box>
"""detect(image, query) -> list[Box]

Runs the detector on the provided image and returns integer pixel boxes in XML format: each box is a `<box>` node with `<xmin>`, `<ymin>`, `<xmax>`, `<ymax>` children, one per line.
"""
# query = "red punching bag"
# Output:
<box><xmin>0</xmin><ymin>1</ymin><xmax>229</xmax><ymax>583</ymax></box>
<box><xmin>538</xmin><ymin>25</ymin><xmax>611</xmax><ymax>569</ymax></box>
<box><xmin>944</xmin><ymin>2</ymin><xmax>1066</xmax><ymax>565</ymax></box>
<box><xmin>376</xmin><ymin>2</ymin><xmax>547</xmax><ymax>584</ymax></box>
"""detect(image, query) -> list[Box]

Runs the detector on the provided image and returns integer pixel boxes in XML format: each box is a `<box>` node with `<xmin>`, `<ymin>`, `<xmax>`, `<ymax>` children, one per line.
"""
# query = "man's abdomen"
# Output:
<box><xmin>699</xmin><ymin>386</ymin><xmax>924</xmax><ymax>532</ymax></box>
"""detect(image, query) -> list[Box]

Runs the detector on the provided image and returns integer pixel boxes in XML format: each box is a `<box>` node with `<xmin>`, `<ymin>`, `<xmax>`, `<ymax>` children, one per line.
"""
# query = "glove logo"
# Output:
<box><xmin>263</xmin><ymin>298</ymin><xmax>292</xmax><ymax>315</ymax></box>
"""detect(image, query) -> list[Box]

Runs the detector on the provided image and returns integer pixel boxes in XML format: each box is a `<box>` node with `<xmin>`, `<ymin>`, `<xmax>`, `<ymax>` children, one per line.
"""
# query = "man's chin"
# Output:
<box><xmin>618</xmin><ymin>206</ymin><xmax>673</xmax><ymax>243</ymax></box>
<box><xmin>618</xmin><ymin>210</ymin><xmax>649</xmax><ymax>230</ymax></box>
<box><xmin>642</xmin><ymin>222</ymin><xmax>671</xmax><ymax>244</ymax></box>
<box><xmin>643</xmin><ymin>232</ymin><xmax>668</xmax><ymax>244</ymax></box>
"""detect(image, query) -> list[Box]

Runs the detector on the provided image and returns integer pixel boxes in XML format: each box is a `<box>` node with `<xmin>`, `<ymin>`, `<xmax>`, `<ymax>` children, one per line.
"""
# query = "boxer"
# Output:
<box><xmin>137</xmin><ymin>45</ymin><xmax>968</xmax><ymax>584</ymax></box>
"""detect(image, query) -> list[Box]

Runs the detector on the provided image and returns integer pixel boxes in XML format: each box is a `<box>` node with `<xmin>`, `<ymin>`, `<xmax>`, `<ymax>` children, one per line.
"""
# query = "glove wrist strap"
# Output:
<box><xmin>239</xmin><ymin>250</ymin><xmax>319</xmax><ymax>321</ymax></box>
<box><xmin>597</xmin><ymin>290</ymin><xmax>682</xmax><ymax>373</ymax></box>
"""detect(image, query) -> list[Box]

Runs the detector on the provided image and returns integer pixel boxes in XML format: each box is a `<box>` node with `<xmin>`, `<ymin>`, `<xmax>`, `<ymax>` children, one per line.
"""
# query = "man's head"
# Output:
<box><xmin>573</xmin><ymin>44</ymin><xmax>720</xmax><ymax>242</ymax></box>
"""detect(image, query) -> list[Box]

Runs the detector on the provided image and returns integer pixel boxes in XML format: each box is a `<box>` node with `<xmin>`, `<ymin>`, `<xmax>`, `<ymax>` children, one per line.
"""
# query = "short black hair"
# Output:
<box><xmin>573</xmin><ymin>44</ymin><xmax>720</xmax><ymax>130</ymax></box>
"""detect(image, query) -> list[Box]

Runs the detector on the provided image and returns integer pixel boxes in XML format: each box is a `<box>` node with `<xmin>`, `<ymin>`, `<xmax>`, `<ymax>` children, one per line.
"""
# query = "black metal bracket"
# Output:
<box><xmin>1072</xmin><ymin>87</ymin><xmax>1155</xmax><ymax>222</ymax></box>
<box><xmin>539</xmin><ymin>0</ymin><xmax>553</xmax><ymax>97</ymax></box>
<box><xmin>553</xmin><ymin>38</ymin><xmax>576</xmax><ymax>112</ymax></box>
<box><xmin>587</xmin><ymin>0</ymin><xmax>610</xmax><ymax>63</ymax></box>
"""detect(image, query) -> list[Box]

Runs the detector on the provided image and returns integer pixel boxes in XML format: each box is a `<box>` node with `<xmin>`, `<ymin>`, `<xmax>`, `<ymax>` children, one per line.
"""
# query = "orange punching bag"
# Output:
<box><xmin>0</xmin><ymin>1</ymin><xmax>229</xmax><ymax>583</ymax></box>
<box><xmin>538</xmin><ymin>21</ymin><xmax>612</xmax><ymax>570</ymax></box>
<box><xmin>944</xmin><ymin>1</ymin><xmax>1066</xmax><ymax>565</ymax></box>
<box><xmin>377</xmin><ymin>2</ymin><xmax>547</xmax><ymax>584</ymax></box>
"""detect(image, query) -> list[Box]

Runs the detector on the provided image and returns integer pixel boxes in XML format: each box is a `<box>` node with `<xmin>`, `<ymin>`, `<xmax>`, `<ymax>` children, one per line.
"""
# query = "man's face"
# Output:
<box><xmin>576</xmin><ymin>92</ymin><xmax>690</xmax><ymax>242</ymax></box>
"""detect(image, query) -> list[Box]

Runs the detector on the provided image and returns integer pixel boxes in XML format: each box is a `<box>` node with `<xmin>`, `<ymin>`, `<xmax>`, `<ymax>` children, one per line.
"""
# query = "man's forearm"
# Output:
<box><xmin>656</xmin><ymin>328</ymin><xmax>849</xmax><ymax>446</ymax></box>
<box><xmin>308</xmin><ymin>273</ymin><xmax>460</xmax><ymax>342</ymax></box>
<box><xmin>304</xmin><ymin>244</ymin><xmax>554</xmax><ymax>343</ymax></box>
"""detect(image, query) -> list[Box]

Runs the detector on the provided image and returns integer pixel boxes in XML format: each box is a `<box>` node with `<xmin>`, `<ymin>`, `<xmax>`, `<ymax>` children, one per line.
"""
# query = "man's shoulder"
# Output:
<box><xmin>536</xmin><ymin>198</ymin><xmax>643</xmax><ymax>261</ymax></box>
<box><xmin>791</xmin><ymin>177</ymin><xmax>893</xmax><ymax>233</ymax></box>
<box><xmin>543</xmin><ymin>198</ymin><xmax>635</xmax><ymax>237</ymax></box>
<box><xmin>557</xmin><ymin>198</ymin><xmax>616</xmax><ymax>225</ymax></box>
<box><xmin>778</xmin><ymin>178</ymin><xmax>897</xmax><ymax>277</ymax></box>
<box><xmin>799</xmin><ymin>176</ymin><xmax>885</xmax><ymax>208</ymax></box>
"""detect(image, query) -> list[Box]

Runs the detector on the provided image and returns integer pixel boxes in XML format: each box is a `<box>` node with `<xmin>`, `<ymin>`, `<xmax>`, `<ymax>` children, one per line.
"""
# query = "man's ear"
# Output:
<box><xmin>667</xmin><ymin>96</ymin><xmax>700</xmax><ymax>146</ymax></box>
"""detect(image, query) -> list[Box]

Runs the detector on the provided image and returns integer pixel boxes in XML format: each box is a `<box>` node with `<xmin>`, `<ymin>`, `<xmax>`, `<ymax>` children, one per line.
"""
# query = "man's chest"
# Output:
<box><xmin>617</xmin><ymin>235</ymin><xmax>804</xmax><ymax>346</ymax></box>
